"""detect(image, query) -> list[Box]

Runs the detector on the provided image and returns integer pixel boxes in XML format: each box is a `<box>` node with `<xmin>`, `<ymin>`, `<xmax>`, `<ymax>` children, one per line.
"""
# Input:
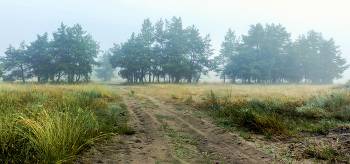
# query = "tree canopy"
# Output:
<box><xmin>1</xmin><ymin>22</ymin><xmax>100</xmax><ymax>83</ymax></box>
<box><xmin>1</xmin><ymin>19</ymin><xmax>348</xmax><ymax>84</ymax></box>
<box><xmin>95</xmin><ymin>51</ymin><xmax>115</xmax><ymax>81</ymax></box>
<box><xmin>109</xmin><ymin>16</ymin><xmax>213</xmax><ymax>83</ymax></box>
<box><xmin>223</xmin><ymin>23</ymin><xmax>348</xmax><ymax>84</ymax></box>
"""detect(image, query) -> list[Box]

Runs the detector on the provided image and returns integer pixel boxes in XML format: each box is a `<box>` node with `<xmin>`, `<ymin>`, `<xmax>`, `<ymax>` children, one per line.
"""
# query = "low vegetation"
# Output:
<box><xmin>127</xmin><ymin>83</ymin><xmax>350</xmax><ymax>136</ymax></box>
<box><xmin>128</xmin><ymin>83</ymin><xmax>350</xmax><ymax>162</ymax></box>
<box><xmin>0</xmin><ymin>84</ymin><xmax>130</xmax><ymax>163</ymax></box>
<box><xmin>203</xmin><ymin>86</ymin><xmax>350</xmax><ymax>136</ymax></box>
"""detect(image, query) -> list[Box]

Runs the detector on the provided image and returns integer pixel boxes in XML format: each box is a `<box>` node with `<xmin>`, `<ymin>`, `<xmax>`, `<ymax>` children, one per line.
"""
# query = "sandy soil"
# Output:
<box><xmin>76</xmin><ymin>85</ymin><xmax>281</xmax><ymax>164</ymax></box>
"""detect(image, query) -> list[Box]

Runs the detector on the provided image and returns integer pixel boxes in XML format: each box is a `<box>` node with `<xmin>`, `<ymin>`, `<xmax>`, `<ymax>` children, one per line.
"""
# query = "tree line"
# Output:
<box><xmin>109</xmin><ymin>17</ymin><xmax>213</xmax><ymax>83</ymax></box>
<box><xmin>0</xmin><ymin>23</ymin><xmax>99</xmax><ymax>83</ymax></box>
<box><xmin>1</xmin><ymin>17</ymin><xmax>348</xmax><ymax>84</ymax></box>
<box><xmin>109</xmin><ymin>16</ymin><xmax>348</xmax><ymax>84</ymax></box>
<box><xmin>218</xmin><ymin>24</ymin><xmax>349</xmax><ymax>84</ymax></box>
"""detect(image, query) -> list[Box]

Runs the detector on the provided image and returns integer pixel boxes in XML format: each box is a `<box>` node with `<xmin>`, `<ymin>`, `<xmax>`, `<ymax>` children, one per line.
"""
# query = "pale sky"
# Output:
<box><xmin>1</xmin><ymin>0</ymin><xmax>349</xmax><ymax>83</ymax></box>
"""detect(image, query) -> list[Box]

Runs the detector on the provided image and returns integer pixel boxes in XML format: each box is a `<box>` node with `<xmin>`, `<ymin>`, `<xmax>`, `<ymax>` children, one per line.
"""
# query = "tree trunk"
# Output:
<box><xmin>56</xmin><ymin>71</ymin><xmax>61</xmax><ymax>83</ymax></box>
<box><xmin>20</xmin><ymin>65</ymin><xmax>25</xmax><ymax>83</ymax></box>
<box><xmin>187</xmin><ymin>76</ymin><xmax>192</xmax><ymax>83</ymax></box>
<box><xmin>195</xmin><ymin>74</ymin><xmax>201</xmax><ymax>83</ymax></box>
<box><xmin>76</xmin><ymin>74</ymin><xmax>81</xmax><ymax>83</ymax></box>
<box><xmin>149</xmin><ymin>72</ymin><xmax>151</xmax><ymax>83</ymax></box>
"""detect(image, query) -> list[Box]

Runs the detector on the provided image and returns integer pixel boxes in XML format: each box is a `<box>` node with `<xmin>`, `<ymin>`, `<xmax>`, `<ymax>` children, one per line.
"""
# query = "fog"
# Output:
<box><xmin>1</xmin><ymin>0</ymin><xmax>349</xmax><ymax>83</ymax></box>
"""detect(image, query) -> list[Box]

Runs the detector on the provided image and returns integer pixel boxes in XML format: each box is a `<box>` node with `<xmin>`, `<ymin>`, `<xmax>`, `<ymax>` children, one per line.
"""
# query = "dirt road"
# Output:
<box><xmin>78</xmin><ymin>85</ymin><xmax>276</xmax><ymax>164</ymax></box>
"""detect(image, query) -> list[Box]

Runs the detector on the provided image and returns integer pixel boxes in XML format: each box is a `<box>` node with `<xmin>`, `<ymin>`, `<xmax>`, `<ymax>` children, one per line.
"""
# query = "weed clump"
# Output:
<box><xmin>0</xmin><ymin>84</ymin><xmax>125</xmax><ymax>163</ymax></box>
<box><xmin>203</xmin><ymin>88</ymin><xmax>350</xmax><ymax>136</ymax></box>
<box><xmin>302</xmin><ymin>139</ymin><xmax>346</xmax><ymax>162</ymax></box>
<box><xmin>170</xmin><ymin>91</ymin><xmax>178</xmax><ymax>99</ymax></box>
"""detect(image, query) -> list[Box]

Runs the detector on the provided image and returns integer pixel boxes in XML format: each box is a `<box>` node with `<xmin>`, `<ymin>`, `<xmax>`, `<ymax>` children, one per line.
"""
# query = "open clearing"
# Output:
<box><xmin>5</xmin><ymin>83</ymin><xmax>345</xmax><ymax>163</ymax></box>
<box><xmin>75</xmin><ymin>84</ymin><xmax>350</xmax><ymax>164</ymax></box>
<box><xmin>78</xmin><ymin>85</ymin><xmax>277</xmax><ymax>164</ymax></box>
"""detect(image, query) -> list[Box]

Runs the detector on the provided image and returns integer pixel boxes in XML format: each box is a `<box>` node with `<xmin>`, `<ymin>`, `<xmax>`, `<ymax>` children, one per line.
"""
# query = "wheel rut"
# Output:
<box><xmin>117</xmin><ymin>86</ymin><xmax>276</xmax><ymax>164</ymax></box>
<box><xmin>78</xmin><ymin>85</ymin><xmax>276</xmax><ymax>164</ymax></box>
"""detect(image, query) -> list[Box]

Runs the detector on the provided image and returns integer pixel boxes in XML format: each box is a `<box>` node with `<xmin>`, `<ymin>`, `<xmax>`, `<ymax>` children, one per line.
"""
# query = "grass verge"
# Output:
<box><xmin>0</xmin><ymin>84</ymin><xmax>133</xmax><ymax>163</ymax></box>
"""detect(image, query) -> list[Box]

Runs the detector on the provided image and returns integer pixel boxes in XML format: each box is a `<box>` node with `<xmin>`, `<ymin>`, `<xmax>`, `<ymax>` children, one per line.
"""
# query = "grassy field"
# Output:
<box><xmin>125</xmin><ymin>83</ymin><xmax>350</xmax><ymax>162</ymax></box>
<box><xmin>0</xmin><ymin>83</ymin><xmax>132</xmax><ymax>163</ymax></box>
<box><xmin>126</xmin><ymin>83</ymin><xmax>333</xmax><ymax>99</ymax></box>
<box><xmin>3</xmin><ymin>82</ymin><xmax>350</xmax><ymax>163</ymax></box>
<box><xmin>127</xmin><ymin>83</ymin><xmax>350</xmax><ymax>135</ymax></box>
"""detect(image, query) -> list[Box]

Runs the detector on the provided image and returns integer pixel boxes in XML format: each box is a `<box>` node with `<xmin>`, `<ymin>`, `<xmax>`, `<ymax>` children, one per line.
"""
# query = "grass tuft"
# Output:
<box><xmin>0</xmin><ymin>84</ymin><xmax>126</xmax><ymax>163</ymax></box>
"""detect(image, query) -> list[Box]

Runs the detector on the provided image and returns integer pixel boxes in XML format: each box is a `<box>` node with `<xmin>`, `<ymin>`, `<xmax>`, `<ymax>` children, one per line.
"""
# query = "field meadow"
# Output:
<box><xmin>0</xmin><ymin>83</ymin><xmax>133</xmax><ymax>163</ymax></box>
<box><xmin>126</xmin><ymin>83</ymin><xmax>333</xmax><ymax>100</ymax></box>
<box><xmin>126</xmin><ymin>83</ymin><xmax>350</xmax><ymax>162</ymax></box>
<box><xmin>127</xmin><ymin>83</ymin><xmax>350</xmax><ymax>135</ymax></box>
<box><xmin>2</xmin><ymin>82</ymin><xmax>350</xmax><ymax>163</ymax></box>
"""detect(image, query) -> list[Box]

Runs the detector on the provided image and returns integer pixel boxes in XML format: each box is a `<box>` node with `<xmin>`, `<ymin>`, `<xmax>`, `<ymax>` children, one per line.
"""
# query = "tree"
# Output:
<box><xmin>214</xmin><ymin>28</ymin><xmax>237</xmax><ymax>83</ymax></box>
<box><xmin>296</xmin><ymin>30</ymin><xmax>349</xmax><ymax>84</ymax></box>
<box><xmin>280</xmin><ymin>43</ymin><xmax>302</xmax><ymax>83</ymax></box>
<box><xmin>163</xmin><ymin>16</ymin><xmax>189</xmax><ymax>83</ymax></box>
<box><xmin>109</xmin><ymin>17</ymin><xmax>214</xmax><ymax>83</ymax></box>
<box><xmin>51</xmin><ymin>23</ymin><xmax>100</xmax><ymax>83</ymax></box>
<box><xmin>139</xmin><ymin>18</ymin><xmax>155</xmax><ymax>82</ymax></box>
<box><xmin>110</xmin><ymin>33</ymin><xmax>145</xmax><ymax>82</ymax></box>
<box><xmin>318</xmin><ymin>38</ymin><xmax>349</xmax><ymax>83</ymax></box>
<box><xmin>154</xmin><ymin>18</ymin><xmax>167</xmax><ymax>82</ymax></box>
<box><xmin>225</xmin><ymin>43</ymin><xmax>255</xmax><ymax>83</ymax></box>
<box><xmin>225</xmin><ymin>23</ymin><xmax>292</xmax><ymax>83</ymax></box>
<box><xmin>264</xmin><ymin>23</ymin><xmax>292</xmax><ymax>83</ymax></box>
<box><xmin>185</xmin><ymin>25</ymin><xmax>213</xmax><ymax>83</ymax></box>
<box><xmin>1</xmin><ymin>42</ymin><xmax>31</xmax><ymax>83</ymax></box>
<box><xmin>95</xmin><ymin>51</ymin><xmax>115</xmax><ymax>81</ymax></box>
<box><xmin>26</xmin><ymin>32</ymin><xmax>54</xmax><ymax>82</ymax></box>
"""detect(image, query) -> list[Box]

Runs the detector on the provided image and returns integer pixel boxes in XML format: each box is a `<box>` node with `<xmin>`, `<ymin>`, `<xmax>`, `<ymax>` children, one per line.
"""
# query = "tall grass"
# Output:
<box><xmin>125</xmin><ymin>83</ymin><xmax>331</xmax><ymax>100</ymax></box>
<box><xmin>0</xmin><ymin>84</ymin><xmax>123</xmax><ymax>163</ymax></box>
<box><xmin>203</xmin><ymin>87</ymin><xmax>350</xmax><ymax>136</ymax></box>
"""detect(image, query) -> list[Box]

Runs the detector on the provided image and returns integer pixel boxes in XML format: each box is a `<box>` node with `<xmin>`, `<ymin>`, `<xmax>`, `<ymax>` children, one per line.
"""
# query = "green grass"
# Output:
<box><xmin>154</xmin><ymin>114</ymin><xmax>172</xmax><ymax>120</ymax></box>
<box><xmin>238</xmin><ymin>131</ymin><xmax>252</xmax><ymax>140</ymax></box>
<box><xmin>302</xmin><ymin>139</ymin><xmax>346</xmax><ymax>162</ymax></box>
<box><xmin>202</xmin><ymin>89</ymin><xmax>350</xmax><ymax>136</ymax></box>
<box><xmin>174</xmin><ymin>105</ymin><xmax>186</xmax><ymax>111</ymax></box>
<box><xmin>192</xmin><ymin>111</ymin><xmax>210</xmax><ymax>118</ymax></box>
<box><xmin>194</xmin><ymin>87</ymin><xmax>350</xmax><ymax>162</ymax></box>
<box><xmin>0</xmin><ymin>84</ymin><xmax>129</xmax><ymax>163</ymax></box>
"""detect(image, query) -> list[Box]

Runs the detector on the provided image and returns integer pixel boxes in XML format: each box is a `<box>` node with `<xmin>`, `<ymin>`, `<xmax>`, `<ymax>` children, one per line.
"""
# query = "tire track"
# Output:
<box><xmin>77</xmin><ymin>87</ymin><xmax>172</xmax><ymax>164</ymax></box>
<box><xmin>118</xmin><ymin>86</ymin><xmax>276</xmax><ymax>164</ymax></box>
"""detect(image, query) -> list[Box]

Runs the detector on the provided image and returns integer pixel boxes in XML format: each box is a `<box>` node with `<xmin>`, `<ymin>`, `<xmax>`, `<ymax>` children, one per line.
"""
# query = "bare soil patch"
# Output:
<box><xmin>77</xmin><ymin>85</ymin><xmax>280</xmax><ymax>163</ymax></box>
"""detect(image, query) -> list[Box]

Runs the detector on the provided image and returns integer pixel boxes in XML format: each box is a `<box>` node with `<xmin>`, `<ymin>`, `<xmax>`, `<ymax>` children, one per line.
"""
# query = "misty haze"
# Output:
<box><xmin>1</xmin><ymin>0</ymin><xmax>350</xmax><ymax>163</ymax></box>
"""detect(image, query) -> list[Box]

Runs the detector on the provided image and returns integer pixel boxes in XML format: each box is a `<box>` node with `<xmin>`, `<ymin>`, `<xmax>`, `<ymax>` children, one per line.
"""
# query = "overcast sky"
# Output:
<box><xmin>1</xmin><ymin>0</ymin><xmax>349</xmax><ymax>83</ymax></box>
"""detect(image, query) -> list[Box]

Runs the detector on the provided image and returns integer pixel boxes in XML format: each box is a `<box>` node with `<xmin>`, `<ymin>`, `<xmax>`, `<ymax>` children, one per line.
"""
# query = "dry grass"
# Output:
<box><xmin>0</xmin><ymin>83</ymin><xmax>124</xmax><ymax>163</ymax></box>
<box><xmin>126</xmin><ymin>83</ymin><xmax>333</xmax><ymax>101</ymax></box>
<box><xmin>127</xmin><ymin>84</ymin><xmax>350</xmax><ymax>135</ymax></box>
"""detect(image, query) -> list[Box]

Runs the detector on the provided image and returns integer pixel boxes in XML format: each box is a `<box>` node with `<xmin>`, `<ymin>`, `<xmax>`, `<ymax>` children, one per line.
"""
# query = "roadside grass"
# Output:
<box><xmin>201</xmin><ymin>86</ymin><xmax>350</xmax><ymax>162</ymax></box>
<box><xmin>0</xmin><ymin>83</ymin><xmax>132</xmax><ymax>163</ymax></box>
<box><xmin>302</xmin><ymin>138</ymin><xmax>347</xmax><ymax>163</ymax></box>
<box><xmin>123</xmin><ymin>83</ymin><xmax>331</xmax><ymax>100</ymax></box>
<box><xmin>202</xmin><ymin>88</ymin><xmax>350</xmax><ymax>136</ymax></box>
<box><xmin>127</xmin><ymin>83</ymin><xmax>350</xmax><ymax>136</ymax></box>
<box><xmin>174</xmin><ymin>105</ymin><xmax>186</xmax><ymax>111</ymax></box>
<box><xmin>124</xmin><ymin>83</ymin><xmax>350</xmax><ymax>162</ymax></box>
<box><xmin>154</xmin><ymin>114</ymin><xmax>172</xmax><ymax>121</ymax></box>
